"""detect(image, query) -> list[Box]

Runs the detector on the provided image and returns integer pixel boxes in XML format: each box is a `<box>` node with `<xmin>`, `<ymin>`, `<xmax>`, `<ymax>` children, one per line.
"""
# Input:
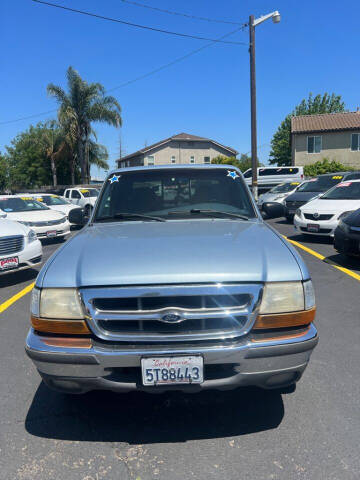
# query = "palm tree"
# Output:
<box><xmin>39</xmin><ymin>120</ymin><xmax>66</xmax><ymax>187</ymax></box>
<box><xmin>47</xmin><ymin>66</ymin><xmax>121</xmax><ymax>183</ymax></box>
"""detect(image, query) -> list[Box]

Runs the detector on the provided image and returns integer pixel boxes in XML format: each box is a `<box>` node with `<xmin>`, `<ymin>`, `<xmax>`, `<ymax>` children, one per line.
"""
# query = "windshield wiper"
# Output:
<box><xmin>168</xmin><ymin>209</ymin><xmax>250</xmax><ymax>221</ymax></box>
<box><xmin>96</xmin><ymin>212</ymin><xmax>166</xmax><ymax>222</ymax></box>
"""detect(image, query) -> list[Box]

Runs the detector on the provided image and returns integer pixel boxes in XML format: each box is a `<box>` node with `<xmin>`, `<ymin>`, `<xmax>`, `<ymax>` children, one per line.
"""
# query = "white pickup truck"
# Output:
<box><xmin>63</xmin><ymin>188</ymin><xmax>99</xmax><ymax>216</ymax></box>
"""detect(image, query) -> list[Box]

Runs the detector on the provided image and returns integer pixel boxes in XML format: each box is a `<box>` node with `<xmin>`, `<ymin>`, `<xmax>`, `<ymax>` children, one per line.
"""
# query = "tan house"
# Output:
<box><xmin>117</xmin><ymin>133</ymin><xmax>238</xmax><ymax>168</ymax></box>
<box><xmin>291</xmin><ymin>112</ymin><xmax>360</xmax><ymax>168</ymax></box>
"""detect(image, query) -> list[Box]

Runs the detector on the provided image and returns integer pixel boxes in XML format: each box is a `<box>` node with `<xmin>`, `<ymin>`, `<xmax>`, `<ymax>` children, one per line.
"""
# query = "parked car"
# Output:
<box><xmin>243</xmin><ymin>166</ymin><xmax>304</xmax><ymax>189</ymax></box>
<box><xmin>0</xmin><ymin>196</ymin><xmax>70</xmax><ymax>240</ymax></box>
<box><xmin>334</xmin><ymin>208</ymin><xmax>360</xmax><ymax>257</ymax></box>
<box><xmin>294</xmin><ymin>180</ymin><xmax>360</xmax><ymax>237</ymax></box>
<box><xmin>284</xmin><ymin>171</ymin><xmax>360</xmax><ymax>222</ymax></box>
<box><xmin>28</xmin><ymin>194</ymin><xmax>80</xmax><ymax>224</ymax></box>
<box><xmin>26</xmin><ymin>164</ymin><xmax>318</xmax><ymax>395</ymax></box>
<box><xmin>0</xmin><ymin>218</ymin><xmax>42</xmax><ymax>275</ymax></box>
<box><xmin>63</xmin><ymin>188</ymin><xmax>99</xmax><ymax>216</ymax></box>
<box><xmin>258</xmin><ymin>181</ymin><xmax>303</xmax><ymax>212</ymax></box>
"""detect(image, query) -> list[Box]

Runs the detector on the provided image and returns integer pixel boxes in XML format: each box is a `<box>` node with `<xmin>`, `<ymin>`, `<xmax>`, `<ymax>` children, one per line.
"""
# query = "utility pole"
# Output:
<box><xmin>248</xmin><ymin>11</ymin><xmax>280</xmax><ymax>202</ymax></box>
<box><xmin>249</xmin><ymin>15</ymin><xmax>258</xmax><ymax>201</ymax></box>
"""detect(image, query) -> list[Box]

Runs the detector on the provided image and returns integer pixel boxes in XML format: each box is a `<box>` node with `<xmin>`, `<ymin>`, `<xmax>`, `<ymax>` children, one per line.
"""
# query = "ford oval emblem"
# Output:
<box><xmin>160</xmin><ymin>312</ymin><xmax>183</xmax><ymax>323</ymax></box>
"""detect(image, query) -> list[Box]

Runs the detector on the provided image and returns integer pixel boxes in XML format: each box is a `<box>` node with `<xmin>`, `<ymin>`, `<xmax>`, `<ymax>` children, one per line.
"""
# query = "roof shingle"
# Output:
<box><xmin>291</xmin><ymin>112</ymin><xmax>360</xmax><ymax>134</ymax></box>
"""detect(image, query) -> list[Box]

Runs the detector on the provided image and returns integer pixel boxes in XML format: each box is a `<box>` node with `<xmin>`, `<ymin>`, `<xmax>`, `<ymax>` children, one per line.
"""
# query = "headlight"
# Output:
<box><xmin>338</xmin><ymin>219</ymin><xmax>350</xmax><ymax>234</ymax></box>
<box><xmin>273</xmin><ymin>194</ymin><xmax>286</xmax><ymax>201</ymax></box>
<box><xmin>27</xmin><ymin>229</ymin><xmax>37</xmax><ymax>243</ymax></box>
<box><xmin>19</xmin><ymin>221</ymin><xmax>31</xmax><ymax>226</ymax></box>
<box><xmin>254</xmin><ymin>280</ymin><xmax>316</xmax><ymax>330</ymax></box>
<box><xmin>295</xmin><ymin>209</ymin><xmax>302</xmax><ymax>217</ymax></box>
<box><xmin>31</xmin><ymin>288</ymin><xmax>84</xmax><ymax>319</ymax></box>
<box><xmin>259</xmin><ymin>282</ymin><xmax>305</xmax><ymax>314</ymax></box>
<box><xmin>338</xmin><ymin>210</ymin><xmax>355</xmax><ymax>220</ymax></box>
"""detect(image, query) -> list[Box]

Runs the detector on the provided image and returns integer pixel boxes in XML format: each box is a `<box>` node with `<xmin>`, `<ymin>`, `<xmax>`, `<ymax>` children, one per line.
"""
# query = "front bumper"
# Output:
<box><xmin>0</xmin><ymin>240</ymin><xmax>42</xmax><ymax>275</ymax></box>
<box><xmin>25</xmin><ymin>324</ymin><xmax>318</xmax><ymax>394</ymax></box>
<box><xmin>34</xmin><ymin>221</ymin><xmax>71</xmax><ymax>239</ymax></box>
<box><xmin>294</xmin><ymin>215</ymin><xmax>339</xmax><ymax>237</ymax></box>
<box><xmin>334</xmin><ymin>227</ymin><xmax>360</xmax><ymax>255</ymax></box>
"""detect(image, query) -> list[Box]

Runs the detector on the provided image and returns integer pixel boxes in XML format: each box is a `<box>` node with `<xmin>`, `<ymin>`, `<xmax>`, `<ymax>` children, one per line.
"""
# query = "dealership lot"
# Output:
<box><xmin>0</xmin><ymin>222</ymin><xmax>359</xmax><ymax>480</ymax></box>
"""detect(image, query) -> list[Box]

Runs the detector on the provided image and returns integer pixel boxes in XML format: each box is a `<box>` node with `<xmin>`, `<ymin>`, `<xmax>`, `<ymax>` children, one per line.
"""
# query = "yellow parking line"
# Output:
<box><xmin>0</xmin><ymin>282</ymin><xmax>35</xmax><ymax>314</ymax></box>
<box><xmin>284</xmin><ymin>236</ymin><xmax>360</xmax><ymax>282</ymax></box>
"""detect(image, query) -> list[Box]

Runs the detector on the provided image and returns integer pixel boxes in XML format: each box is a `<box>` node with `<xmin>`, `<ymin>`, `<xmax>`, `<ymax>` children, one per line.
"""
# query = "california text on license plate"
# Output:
<box><xmin>0</xmin><ymin>256</ymin><xmax>19</xmax><ymax>270</ymax></box>
<box><xmin>307</xmin><ymin>224</ymin><xmax>319</xmax><ymax>232</ymax></box>
<box><xmin>46</xmin><ymin>230</ymin><xmax>57</xmax><ymax>237</ymax></box>
<box><xmin>141</xmin><ymin>356</ymin><xmax>204</xmax><ymax>386</ymax></box>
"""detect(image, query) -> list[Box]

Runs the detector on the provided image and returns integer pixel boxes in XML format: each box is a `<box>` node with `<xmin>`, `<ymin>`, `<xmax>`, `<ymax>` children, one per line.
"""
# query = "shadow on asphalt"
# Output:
<box><xmin>0</xmin><ymin>268</ymin><xmax>38</xmax><ymax>289</ymax></box>
<box><xmin>25</xmin><ymin>383</ymin><xmax>284</xmax><ymax>443</ymax></box>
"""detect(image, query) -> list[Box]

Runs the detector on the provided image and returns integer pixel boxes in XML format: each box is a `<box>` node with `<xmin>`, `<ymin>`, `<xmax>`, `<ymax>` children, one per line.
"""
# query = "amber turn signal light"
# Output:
<box><xmin>31</xmin><ymin>315</ymin><xmax>91</xmax><ymax>335</ymax></box>
<box><xmin>253</xmin><ymin>307</ymin><xmax>316</xmax><ymax>330</ymax></box>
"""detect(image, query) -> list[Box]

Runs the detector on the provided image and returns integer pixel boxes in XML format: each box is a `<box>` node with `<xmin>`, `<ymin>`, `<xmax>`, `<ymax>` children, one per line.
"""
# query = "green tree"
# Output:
<box><xmin>269</xmin><ymin>93</ymin><xmax>346</xmax><ymax>166</ymax></box>
<box><xmin>47</xmin><ymin>66</ymin><xmax>121</xmax><ymax>183</ymax></box>
<box><xmin>304</xmin><ymin>158</ymin><xmax>353</xmax><ymax>177</ymax></box>
<box><xmin>211</xmin><ymin>153</ymin><xmax>261</xmax><ymax>172</ymax></box>
<box><xmin>37</xmin><ymin>120</ymin><xmax>67</xmax><ymax>187</ymax></box>
<box><xmin>0</xmin><ymin>153</ymin><xmax>8</xmax><ymax>192</ymax></box>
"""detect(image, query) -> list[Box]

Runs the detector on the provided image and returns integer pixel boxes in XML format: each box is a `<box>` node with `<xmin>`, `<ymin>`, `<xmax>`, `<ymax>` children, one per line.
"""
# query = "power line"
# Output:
<box><xmin>32</xmin><ymin>0</ymin><xmax>247</xmax><ymax>45</ymax></box>
<box><xmin>118</xmin><ymin>0</ymin><xmax>243</xmax><ymax>26</ymax></box>
<box><xmin>0</xmin><ymin>26</ymin><xmax>245</xmax><ymax>125</ymax></box>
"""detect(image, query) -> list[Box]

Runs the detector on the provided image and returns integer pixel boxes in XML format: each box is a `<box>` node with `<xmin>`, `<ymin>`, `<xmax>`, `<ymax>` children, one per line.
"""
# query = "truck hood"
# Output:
<box><xmin>38</xmin><ymin>220</ymin><xmax>306</xmax><ymax>288</ymax></box>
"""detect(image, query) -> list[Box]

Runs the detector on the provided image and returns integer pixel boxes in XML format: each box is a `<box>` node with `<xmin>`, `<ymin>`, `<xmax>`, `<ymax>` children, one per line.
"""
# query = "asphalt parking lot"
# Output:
<box><xmin>0</xmin><ymin>220</ymin><xmax>359</xmax><ymax>480</ymax></box>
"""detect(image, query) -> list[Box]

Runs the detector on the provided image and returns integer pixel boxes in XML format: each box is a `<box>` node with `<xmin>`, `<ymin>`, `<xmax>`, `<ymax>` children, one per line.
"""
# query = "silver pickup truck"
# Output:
<box><xmin>26</xmin><ymin>165</ymin><xmax>318</xmax><ymax>394</ymax></box>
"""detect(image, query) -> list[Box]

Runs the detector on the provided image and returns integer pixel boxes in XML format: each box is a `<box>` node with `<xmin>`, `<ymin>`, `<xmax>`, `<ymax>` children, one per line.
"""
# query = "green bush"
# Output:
<box><xmin>304</xmin><ymin>158</ymin><xmax>353</xmax><ymax>177</ymax></box>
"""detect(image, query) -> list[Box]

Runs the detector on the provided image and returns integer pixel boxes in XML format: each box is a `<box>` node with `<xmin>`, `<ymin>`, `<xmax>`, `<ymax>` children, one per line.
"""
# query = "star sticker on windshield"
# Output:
<box><xmin>227</xmin><ymin>170</ymin><xmax>239</xmax><ymax>180</ymax></box>
<box><xmin>108</xmin><ymin>174</ymin><xmax>120</xmax><ymax>184</ymax></box>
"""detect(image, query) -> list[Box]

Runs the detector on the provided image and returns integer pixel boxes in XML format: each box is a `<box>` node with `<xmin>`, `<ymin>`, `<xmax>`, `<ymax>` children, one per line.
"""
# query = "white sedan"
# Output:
<box><xmin>257</xmin><ymin>181</ymin><xmax>303</xmax><ymax>209</ymax></box>
<box><xmin>294</xmin><ymin>179</ymin><xmax>360</xmax><ymax>237</ymax></box>
<box><xmin>0</xmin><ymin>218</ymin><xmax>42</xmax><ymax>275</ymax></box>
<box><xmin>28</xmin><ymin>194</ymin><xmax>79</xmax><ymax>224</ymax></box>
<box><xmin>0</xmin><ymin>196</ymin><xmax>70</xmax><ymax>240</ymax></box>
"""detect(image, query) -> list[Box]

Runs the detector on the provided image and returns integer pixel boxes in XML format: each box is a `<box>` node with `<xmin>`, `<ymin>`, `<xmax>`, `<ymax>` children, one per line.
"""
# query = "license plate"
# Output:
<box><xmin>46</xmin><ymin>230</ymin><xmax>57</xmax><ymax>237</ymax></box>
<box><xmin>307</xmin><ymin>224</ymin><xmax>320</xmax><ymax>232</ymax></box>
<box><xmin>0</xmin><ymin>256</ymin><xmax>19</xmax><ymax>271</ymax></box>
<box><xmin>141</xmin><ymin>356</ymin><xmax>203</xmax><ymax>386</ymax></box>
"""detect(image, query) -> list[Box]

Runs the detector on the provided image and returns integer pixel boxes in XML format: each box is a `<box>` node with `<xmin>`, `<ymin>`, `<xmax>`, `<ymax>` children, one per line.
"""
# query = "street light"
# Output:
<box><xmin>249</xmin><ymin>11</ymin><xmax>280</xmax><ymax>201</ymax></box>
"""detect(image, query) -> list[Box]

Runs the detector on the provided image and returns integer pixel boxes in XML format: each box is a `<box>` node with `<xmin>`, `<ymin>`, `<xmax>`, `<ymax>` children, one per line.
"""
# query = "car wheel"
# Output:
<box><xmin>285</xmin><ymin>215</ymin><xmax>293</xmax><ymax>223</ymax></box>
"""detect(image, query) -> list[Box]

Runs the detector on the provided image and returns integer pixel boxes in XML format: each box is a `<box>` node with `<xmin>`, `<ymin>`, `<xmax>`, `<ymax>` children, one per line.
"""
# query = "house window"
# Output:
<box><xmin>307</xmin><ymin>136</ymin><xmax>322</xmax><ymax>153</ymax></box>
<box><xmin>351</xmin><ymin>133</ymin><xmax>360</xmax><ymax>151</ymax></box>
<box><xmin>171</xmin><ymin>156</ymin><xmax>176</xmax><ymax>164</ymax></box>
<box><xmin>190</xmin><ymin>156</ymin><xmax>195</xmax><ymax>164</ymax></box>
<box><xmin>204</xmin><ymin>156</ymin><xmax>210</xmax><ymax>164</ymax></box>
<box><xmin>147</xmin><ymin>156</ymin><xmax>155</xmax><ymax>166</ymax></box>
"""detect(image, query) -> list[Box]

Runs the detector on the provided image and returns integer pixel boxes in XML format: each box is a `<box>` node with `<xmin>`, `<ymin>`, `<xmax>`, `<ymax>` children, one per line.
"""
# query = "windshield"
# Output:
<box><xmin>80</xmin><ymin>189</ymin><xmax>99</xmax><ymax>198</ymax></box>
<box><xmin>321</xmin><ymin>182</ymin><xmax>360</xmax><ymax>200</ymax></box>
<box><xmin>296</xmin><ymin>175</ymin><xmax>344</xmax><ymax>193</ymax></box>
<box><xmin>0</xmin><ymin>197</ymin><xmax>49</xmax><ymax>212</ymax></box>
<box><xmin>38</xmin><ymin>195</ymin><xmax>69</xmax><ymax>206</ymax></box>
<box><xmin>269</xmin><ymin>182</ymin><xmax>300</xmax><ymax>193</ymax></box>
<box><xmin>94</xmin><ymin>168</ymin><xmax>257</xmax><ymax>222</ymax></box>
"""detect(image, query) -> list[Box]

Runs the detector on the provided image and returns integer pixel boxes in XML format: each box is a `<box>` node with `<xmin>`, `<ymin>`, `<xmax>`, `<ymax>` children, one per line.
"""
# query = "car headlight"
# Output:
<box><xmin>27</xmin><ymin>229</ymin><xmax>37</xmax><ymax>243</ymax></box>
<box><xmin>19</xmin><ymin>221</ymin><xmax>31</xmax><ymax>226</ymax></box>
<box><xmin>30</xmin><ymin>288</ymin><xmax>90</xmax><ymax>334</ymax></box>
<box><xmin>273</xmin><ymin>194</ymin><xmax>286</xmax><ymax>201</ymax></box>
<box><xmin>295</xmin><ymin>209</ymin><xmax>302</xmax><ymax>217</ymax></box>
<box><xmin>254</xmin><ymin>281</ymin><xmax>316</xmax><ymax>330</ymax></box>
<box><xmin>338</xmin><ymin>210</ymin><xmax>355</xmax><ymax>220</ymax></box>
<box><xmin>338</xmin><ymin>219</ymin><xmax>350</xmax><ymax>234</ymax></box>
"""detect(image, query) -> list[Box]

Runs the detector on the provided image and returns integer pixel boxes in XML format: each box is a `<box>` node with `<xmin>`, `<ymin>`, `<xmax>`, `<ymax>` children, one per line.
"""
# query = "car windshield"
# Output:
<box><xmin>80</xmin><ymin>189</ymin><xmax>99</xmax><ymax>198</ymax></box>
<box><xmin>0</xmin><ymin>197</ymin><xmax>49</xmax><ymax>212</ymax></box>
<box><xmin>320</xmin><ymin>182</ymin><xmax>360</xmax><ymax>200</ymax></box>
<box><xmin>270</xmin><ymin>182</ymin><xmax>300</xmax><ymax>193</ymax></box>
<box><xmin>38</xmin><ymin>195</ymin><xmax>69</xmax><ymax>206</ymax></box>
<box><xmin>94</xmin><ymin>168</ymin><xmax>257</xmax><ymax>222</ymax></box>
<box><xmin>296</xmin><ymin>175</ymin><xmax>343</xmax><ymax>192</ymax></box>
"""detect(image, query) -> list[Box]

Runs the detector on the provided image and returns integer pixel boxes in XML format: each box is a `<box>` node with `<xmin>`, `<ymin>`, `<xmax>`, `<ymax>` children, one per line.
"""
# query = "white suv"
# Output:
<box><xmin>63</xmin><ymin>188</ymin><xmax>99</xmax><ymax>216</ymax></box>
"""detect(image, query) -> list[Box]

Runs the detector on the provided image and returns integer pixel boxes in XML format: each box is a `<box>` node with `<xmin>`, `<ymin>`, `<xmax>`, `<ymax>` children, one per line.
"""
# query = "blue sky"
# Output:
<box><xmin>2</xmin><ymin>0</ymin><xmax>360</xmax><ymax>179</ymax></box>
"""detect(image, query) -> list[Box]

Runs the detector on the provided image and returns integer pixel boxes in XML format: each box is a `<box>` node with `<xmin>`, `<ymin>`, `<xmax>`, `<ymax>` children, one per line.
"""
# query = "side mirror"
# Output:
<box><xmin>262</xmin><ymin>202</ymin><xmax>284</xmax><ymax>219</ymax></box>
<box><xmin>0</xmin><ymin>210</ymin><xmax>7</xmax><ymax>219</ymax></box>
<box><xmin>69</xmin><ymin>207</ymin><xmax>86</xmax><ymax>225</ymax></box>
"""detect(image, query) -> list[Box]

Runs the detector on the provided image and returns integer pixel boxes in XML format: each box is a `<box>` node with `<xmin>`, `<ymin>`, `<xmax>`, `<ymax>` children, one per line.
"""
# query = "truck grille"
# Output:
<box><xmin>80</xmin><ymin>284</ymin><xmax>263</xmax><ymax>343</ymax></box>
<box><xmin>0</xmin><ymin>235</ymin><xmax>24</xmax><ymax>255</ymax></box>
